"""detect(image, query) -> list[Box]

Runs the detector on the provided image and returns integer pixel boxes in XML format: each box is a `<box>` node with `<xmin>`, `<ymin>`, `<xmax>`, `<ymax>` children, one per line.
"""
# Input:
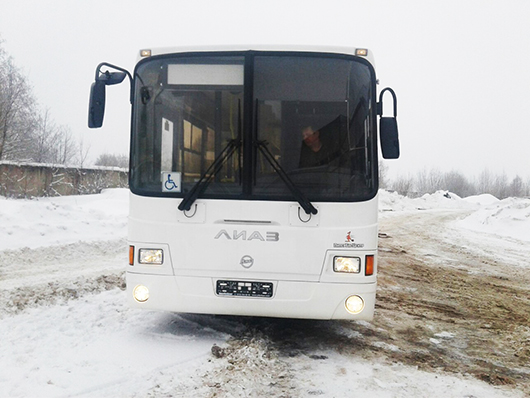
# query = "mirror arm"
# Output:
<box><xmin>95</xmin><ymin>62</ymin><xmax>134</xmax><ymax>104</ymax></box>
<box><xmin>378</xmin><ymin>87</ymin><xmax>397</xmax><ymax>117</ymax></box>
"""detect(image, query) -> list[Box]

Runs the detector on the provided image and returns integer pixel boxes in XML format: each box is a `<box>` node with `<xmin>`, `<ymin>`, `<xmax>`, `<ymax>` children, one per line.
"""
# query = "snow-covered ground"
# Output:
<box><xmin>381</xmin><ymin>190</ymin><xmax>530</xmax><ymax>276</ymax></box>
<box><xmin>380</xmin><ymin>190</ymin><xmax>530</xmax><ymax>244</ymax></box>
<box><xmin>0</xmin><ymin>188</ymin><xmax>129</xmax><ymax>251</ymax></box>
<box><xmin>0</xmin><ymin>189</ymin><xmax>528</xmax><ymax>397</ymax></box>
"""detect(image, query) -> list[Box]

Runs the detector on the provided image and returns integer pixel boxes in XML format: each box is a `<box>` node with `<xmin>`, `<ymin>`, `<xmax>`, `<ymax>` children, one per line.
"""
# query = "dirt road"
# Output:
<box><xmin>374</xmin><ymin>210</ymin><xmax>530</xmax><ymax>390</ymax></box>
<box><xmin>200</xmin><ymin>209</ymin><xmax>530</xmax><ymax>396</ymax></box>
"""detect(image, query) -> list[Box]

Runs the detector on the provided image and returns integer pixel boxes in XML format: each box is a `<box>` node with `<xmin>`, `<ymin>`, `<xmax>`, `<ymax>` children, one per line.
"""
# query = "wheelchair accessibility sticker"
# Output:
<box><xmin>162</xmin><ymin>172</ymin><xmax>181</xmax><ymax>192</ymax></box>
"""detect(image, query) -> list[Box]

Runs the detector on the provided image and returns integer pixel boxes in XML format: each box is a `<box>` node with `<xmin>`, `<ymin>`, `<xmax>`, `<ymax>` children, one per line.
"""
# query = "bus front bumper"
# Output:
<box><xmin>126</xmin><ymin>272</ymin><xmax>376</xmax><ymax>320</ymax></box>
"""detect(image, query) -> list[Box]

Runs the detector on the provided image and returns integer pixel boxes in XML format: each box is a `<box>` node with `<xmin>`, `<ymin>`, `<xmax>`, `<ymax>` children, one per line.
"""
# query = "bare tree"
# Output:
<box><xmin>50</xmin><ymin>125</ymin><xmax>78</xmax><ymax>165</ymax></box>
<box><xmin>76</xmin><ymin>137</ymin><xmax>91</xmax><ymax>168</ymax></box>
<box><xmin>31</xmin><ymin>108</ymin><xmax>56</xmax><ymax>163</ymax></box>
<box><xmin>508</xmin><ymin>175</ymin><xmax>524</xmax><ymax>198</ymax></box>
<box><xmin>391</xmin><ymin>174</ymin><xmax>414</xmax><ymax>196</ymax></box>
<box><xmin>0</xmin><ymin>42</ymin><xmax>37</xmax><ymax>161</ymax></box>
<box><xmin>493</xmin><ymin>172</ymin><xmax>509</xmax><ymax>199</ymax></box>
<box><xmin>95</xmin><ymin>153</ymin><xmax>129</xmax><ymax>168</ymax></box>
<box><xmin>379</xmin><ymin>159</ymin><xmax>389</xmax><ymax>189</ymax></box>
<box><xmin>386</xmin><ymin>167</ymin><xmax>530</xmax><ymax>199</ymax></box>
<box><xmin>0</xmin><ymin>41</ymin><xmax>91</xmax><ymax>169</ymax></box>
<box><xmin>415</xmin><ymin>168</ymin><xmax>444</xmax><ymax>194</ymax></box>
<box><xmin>444</xmin><ymin>170</ymin><xmax>475</xmax><ymax>198</ymax></box>
<box><xmin>476</xmin><ymin>169</ymin><xmax>494</xmax><ymax>195</ymax></box>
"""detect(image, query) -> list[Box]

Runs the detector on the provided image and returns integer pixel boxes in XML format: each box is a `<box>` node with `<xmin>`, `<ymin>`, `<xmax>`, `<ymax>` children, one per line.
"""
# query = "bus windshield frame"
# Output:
<box><xmin>130</xmin><ymin>51</ymin><xmax>379</xmax><ymax>203</ymax></box>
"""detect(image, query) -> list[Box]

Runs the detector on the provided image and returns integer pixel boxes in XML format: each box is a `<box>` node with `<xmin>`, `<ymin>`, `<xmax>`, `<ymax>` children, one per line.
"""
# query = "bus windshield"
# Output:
<box><xmin>130</xmin><ymin>52</ymin><xmax>377</xmax><ymax>202</ymax></box>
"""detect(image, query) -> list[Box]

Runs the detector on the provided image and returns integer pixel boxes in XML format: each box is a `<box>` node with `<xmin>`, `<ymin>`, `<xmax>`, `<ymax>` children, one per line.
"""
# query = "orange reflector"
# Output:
<box><xmin>129</xmin><ymin>246</ymin><xmax>135</xmax><ymax>266</ymax></box>
<box><xmin>365</xmin><ymin>255</ymin><xmax>374</xmax><ymax>276</ymax></box>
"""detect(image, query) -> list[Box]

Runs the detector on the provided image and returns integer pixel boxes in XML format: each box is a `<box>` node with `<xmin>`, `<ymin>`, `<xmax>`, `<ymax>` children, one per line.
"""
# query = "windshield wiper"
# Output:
<box><xmin>178</xmin><ymin>138</ymin><xmax>241</xmax><ymax>211</ymax></box>
<box><xmin>255</xmin><ymin>140</ymin><xmax>318</xmax><ymax>215</ymax></box>
<box><xmin>179</xmin><ymin>100</ymin><xmax>242</xmax><ymax>212</ymax></box>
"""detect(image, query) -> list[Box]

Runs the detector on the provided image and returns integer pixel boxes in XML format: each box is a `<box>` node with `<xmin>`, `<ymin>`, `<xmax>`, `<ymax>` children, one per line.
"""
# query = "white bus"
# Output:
<box><xmin>88</xmin><ymin>45</ymin><xmax>400</xmax><ymax>320</ymax></box>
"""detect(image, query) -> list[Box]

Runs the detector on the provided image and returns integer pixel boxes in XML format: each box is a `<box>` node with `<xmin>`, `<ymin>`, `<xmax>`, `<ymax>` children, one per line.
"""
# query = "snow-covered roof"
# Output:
<box><xmin>0</xmin><ymin>160</ymin><xmax>127</xmax><ymax>173</ymax></box>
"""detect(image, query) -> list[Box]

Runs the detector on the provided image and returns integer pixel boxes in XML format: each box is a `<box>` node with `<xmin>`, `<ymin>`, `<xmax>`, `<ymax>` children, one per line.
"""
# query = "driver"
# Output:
<box><xmin>299</xmin><ymin>126</ymin><xmax>334</xmax><ymax>168</ymax></box>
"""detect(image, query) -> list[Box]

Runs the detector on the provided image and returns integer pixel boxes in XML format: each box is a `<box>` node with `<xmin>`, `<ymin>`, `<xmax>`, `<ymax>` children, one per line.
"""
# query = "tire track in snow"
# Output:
<box><xmin>0</xmin><ymin>239</ymin><xmax>126</xmax><ymax>316</ymax></box>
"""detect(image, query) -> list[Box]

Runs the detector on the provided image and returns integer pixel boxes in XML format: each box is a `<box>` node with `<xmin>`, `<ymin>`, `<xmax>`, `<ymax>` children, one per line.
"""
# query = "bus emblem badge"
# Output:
<box><xmin>240</xmin><ymin>255</ymin><xmax>254</xmax><ymax>269</ymax></box>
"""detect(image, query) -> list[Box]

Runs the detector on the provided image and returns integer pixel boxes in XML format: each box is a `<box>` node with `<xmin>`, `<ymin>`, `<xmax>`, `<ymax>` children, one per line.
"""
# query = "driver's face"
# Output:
<box><xmin>302</xmin><ymin>127</ymin><xmax>319</xmax><ymax>145</ymax></box>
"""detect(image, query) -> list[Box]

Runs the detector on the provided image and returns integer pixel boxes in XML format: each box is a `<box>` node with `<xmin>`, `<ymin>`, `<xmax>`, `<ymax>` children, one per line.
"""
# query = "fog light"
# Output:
<box><xmin>345</xmin><ymin>295</ymin><xmax>365</xmax><ymax>314</ymax></box>
<box><xmin>139</xmin><ymin>249</ymin><xmax>163</xmax><ymax>265</ymax></box>
<box><xmin>133</xmin><ymin>285</ymin><xmax>149</xmax><ymax>302</ymax></box>
<box><xmin>334</xmin><ymin>256</ymin><xmax>361</xmax><ymax>273</ymax></box>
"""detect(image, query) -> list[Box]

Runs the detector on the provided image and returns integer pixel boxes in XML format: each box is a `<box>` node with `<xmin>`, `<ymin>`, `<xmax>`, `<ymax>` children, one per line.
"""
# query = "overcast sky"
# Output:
<box><xmin>0</xmin><ymin>0</ymin><xmax>529</xmax><ymax>180</ymax></box>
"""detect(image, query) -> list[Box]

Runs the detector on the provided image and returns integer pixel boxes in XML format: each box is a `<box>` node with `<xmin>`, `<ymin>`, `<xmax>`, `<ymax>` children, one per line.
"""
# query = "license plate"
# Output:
<box><xmin>216</xmin><ymin>280</ymin><xmax>273</xmax><ymax>298</ymax></box>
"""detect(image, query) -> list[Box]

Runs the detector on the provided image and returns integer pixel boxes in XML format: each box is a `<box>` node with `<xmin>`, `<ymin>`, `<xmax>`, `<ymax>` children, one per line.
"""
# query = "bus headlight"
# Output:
<box><xmin>133</xmin><ymin>285</ymin><xmax>150</xmax><ymax>302</ymax></box>
<box><xmin>345</xmin><ymin>295</ymin><xmax>365</xmax><ymax>314</ymax></box>
<box><xmin>334</xmin><ymin>257</ymin><xmax>361</xmax><ymax>273</ymax></box>
<box><xmin>139</xmin><ymin>249</ymin><xmax>163</xmax><ymax>265</ymax></box>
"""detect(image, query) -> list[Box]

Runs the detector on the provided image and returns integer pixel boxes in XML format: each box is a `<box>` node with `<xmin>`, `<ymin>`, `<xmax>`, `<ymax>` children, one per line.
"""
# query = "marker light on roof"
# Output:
<box><xmin>355</xmin><ymin>48</ymin><xmax>368</xmax><ymax>56</ymax></box>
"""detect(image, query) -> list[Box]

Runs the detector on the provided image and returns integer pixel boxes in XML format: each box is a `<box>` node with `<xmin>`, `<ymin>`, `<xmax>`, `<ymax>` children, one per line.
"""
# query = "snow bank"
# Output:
<box><xmin>379</xmin><ymin>190</ymin><xmax>472</xmax><ymax>212</ymax></box>
<box><xmin>462</xmin><ymin>193</ymin><xmax>500</xmax><ymax>206</ymax></box>
<box><xmin>456</xmin><ymin>197</ymin><xmax>530</xmax><ymax>242</ymax></box>
<box><xmin>0</xmin><ymin>189</ymin><xmax>129</xmax><ymax>250</ymax></box>
<box><xmin>380</xmin><ymin>190</ymin><xmax>530</xmax><ymax>243</ymax></box>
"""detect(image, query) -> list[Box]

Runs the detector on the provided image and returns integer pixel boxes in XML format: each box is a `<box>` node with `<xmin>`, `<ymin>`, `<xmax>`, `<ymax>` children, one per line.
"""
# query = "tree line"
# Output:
<box><xmin>382</xmin><ymin>165</ymin><xmax>530</xmax><ymax>199</ymax></box>
<box><xmin>0</xmin><ymin>40</ymin><xmax>129</xmax><ymax>169</ymax></box>
<box><xmin>0</xmin><ymin>40</ymin><xmax>91</xmax><ymax>167</ymax></box>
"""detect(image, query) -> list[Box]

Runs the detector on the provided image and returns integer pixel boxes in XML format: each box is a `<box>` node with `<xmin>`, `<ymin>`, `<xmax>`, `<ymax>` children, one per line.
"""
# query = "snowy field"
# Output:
<box><xmin>0</xmin><ymin>189</ymin><xmax>528</xmax><ymax>397</ymax></box>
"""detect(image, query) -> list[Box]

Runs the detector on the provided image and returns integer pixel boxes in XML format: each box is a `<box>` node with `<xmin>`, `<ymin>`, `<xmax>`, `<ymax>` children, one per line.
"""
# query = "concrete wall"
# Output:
<box><xmin>0</xmin><ymin>162</ymin><xmax>128</xmax><ymax>198</ymax></box>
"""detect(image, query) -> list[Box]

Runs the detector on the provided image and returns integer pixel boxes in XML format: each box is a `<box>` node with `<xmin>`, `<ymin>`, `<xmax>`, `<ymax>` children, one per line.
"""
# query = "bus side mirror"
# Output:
<box><xmin>88</xmin><ymin>63</ymin><xmax>132</xmax><ymax>129</ymax></box>
<box><xmin>378</xmin><ymin>87</ymin><xmax>400</xmax><ymax>159</ymax></box>
<box><xmin>88</xmin><ymin>80</ymin><xmax>106</xmax><ymax>128</ymax></box>
<box><xmin>380</xmin><ymin>117</ymin><xmax>399</xmax><ymax>159</ymax></box>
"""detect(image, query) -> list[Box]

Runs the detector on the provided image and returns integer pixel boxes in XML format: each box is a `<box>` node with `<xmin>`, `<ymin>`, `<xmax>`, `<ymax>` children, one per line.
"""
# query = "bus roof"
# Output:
<box><xmin>137</xmin><ymin>44</ymin><xmax>375</xmax><ymax>66</ymax></box>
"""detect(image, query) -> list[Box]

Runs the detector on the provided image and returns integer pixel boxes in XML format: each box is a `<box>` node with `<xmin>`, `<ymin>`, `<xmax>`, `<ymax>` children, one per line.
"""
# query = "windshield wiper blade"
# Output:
<box><xmin>178</xmin><ymin>139</ymin><xmax>240</xmax><ymax>212</ymax></box>
<box><xmin>255</xmin><ymin>140</ymin><xmax>318</xmax><ymax>215</ymax></box>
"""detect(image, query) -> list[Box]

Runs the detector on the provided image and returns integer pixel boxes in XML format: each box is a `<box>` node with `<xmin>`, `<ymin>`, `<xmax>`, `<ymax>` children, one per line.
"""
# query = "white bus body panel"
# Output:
<box><xmin>140</xmin><ymin>44</ymin><xmax>376</xmax><ymax>67</ymax></box>
<box><xmin>127</xmin><ymin>193</ymin><xmax>379</xmax><ymax>320</ymax></box>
